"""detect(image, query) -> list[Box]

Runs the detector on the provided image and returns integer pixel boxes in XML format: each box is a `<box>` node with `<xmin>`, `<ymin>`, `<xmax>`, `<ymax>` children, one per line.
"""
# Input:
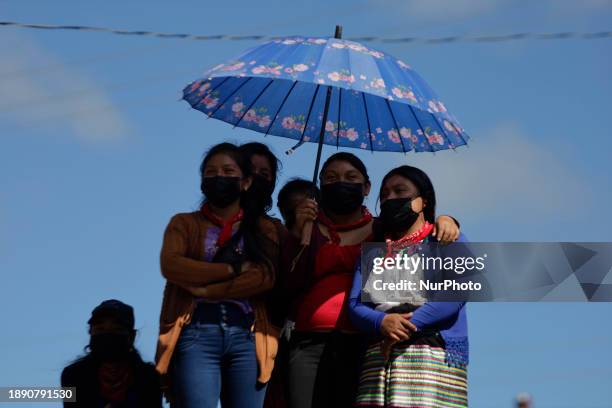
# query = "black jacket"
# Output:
<box><xmin>61</xmin><ymin>353</ymin><xmax>162</xmax><ymax>408</ymax></box>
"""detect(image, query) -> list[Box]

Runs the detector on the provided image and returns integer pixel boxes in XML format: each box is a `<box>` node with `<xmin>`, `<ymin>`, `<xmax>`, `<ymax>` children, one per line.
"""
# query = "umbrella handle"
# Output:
<box><xmin>298</xmin><ymin>26</ymin><xmax>342</xmax><ymax>248</ymax></box>
<box><xmin>301</xmin><ymin>220</ymin><xmax>314</xmax><ymax>245</ymax></box>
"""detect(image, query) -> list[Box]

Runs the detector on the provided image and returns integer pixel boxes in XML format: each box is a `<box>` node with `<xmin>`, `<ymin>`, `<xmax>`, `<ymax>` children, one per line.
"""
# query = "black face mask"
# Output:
<box><xmin>89</xmin><ymin>333</ymin><xmax>132</xmax><ymax>362</ymax></box>
<box><xmin>201</xmin><ymin>176</ymin><xmax>242</xmax><ymax>208</ymax></box>
<box><xmin>320</xmin><ymin>182</ymin><xmax>364</xmax><ymax>215</ymax></box>
<box><xmin>379</xmin><ymin>197</ymin><xmax>421</xmax><ymax>233</ymax></box>
<box><xmin>249</xmin><ymin>174</ymin><xmax>274</xmax><ymax>209</ymax></box>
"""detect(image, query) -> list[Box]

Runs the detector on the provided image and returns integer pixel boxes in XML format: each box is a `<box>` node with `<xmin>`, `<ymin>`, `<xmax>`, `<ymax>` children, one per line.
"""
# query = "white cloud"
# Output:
<box><xmin>367</xmin><ymin>123</ymin><xmax>590</xmax><ymax>222</ymax></box>
<box><xmin>0</xmin><ymin>33</ymin><xmax>130</xmax><ymax>143</ymax></box>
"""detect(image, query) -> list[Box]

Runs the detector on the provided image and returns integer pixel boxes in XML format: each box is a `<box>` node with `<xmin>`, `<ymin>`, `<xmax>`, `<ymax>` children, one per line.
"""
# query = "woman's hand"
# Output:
<box><xmin>433</xmin><ymin>215</ymin><xmax>460</xmax><ymax>243</ymax></box>
<box><xmin>380</xmin><ymin>313</ymin><xmax>417</xmax><ymax>342</ymax></box>
<box><xmin>290</xmin><ymin>198</ymin><xmax>318</xmax><ymax>239</ymax></box>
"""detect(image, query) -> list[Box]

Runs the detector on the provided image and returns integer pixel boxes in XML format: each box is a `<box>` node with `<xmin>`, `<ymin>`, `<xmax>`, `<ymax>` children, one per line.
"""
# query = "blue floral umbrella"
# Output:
<box><xmin>183</xmin><ymin>26</ymin><xmax>469</xmax><ymax>181</ymax></box>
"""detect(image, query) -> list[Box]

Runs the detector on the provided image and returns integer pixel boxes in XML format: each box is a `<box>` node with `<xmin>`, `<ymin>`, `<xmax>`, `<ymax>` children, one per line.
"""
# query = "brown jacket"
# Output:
<box><xmin>155</xmin><ymin>211</ymin><xmax>281</xmax><ymax>400</ymax></box>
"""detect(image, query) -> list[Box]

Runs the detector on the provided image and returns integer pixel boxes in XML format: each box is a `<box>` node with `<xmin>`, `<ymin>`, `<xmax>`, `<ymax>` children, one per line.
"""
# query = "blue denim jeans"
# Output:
<box><xmin>171</xmin><ymin>302</ymin><xmax>266</xmax><ymax>408</ymax></box>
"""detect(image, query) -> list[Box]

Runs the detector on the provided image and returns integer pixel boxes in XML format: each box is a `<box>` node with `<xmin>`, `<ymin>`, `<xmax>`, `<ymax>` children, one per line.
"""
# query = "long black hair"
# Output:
<box><xmin>200</xmin><ymin>142</ymin><xmax>275</xmax><ymax>269</ymax></box>
<box><xmin>373</xmin><ymin>165</ymin><xmax>437</xmax><ymax>240</ymax></box>
<box><xmin>239</xmin><ymin>142</ymin><xmax>282</xmax><ymax>213</ymax></box>
<box><xmin>239</xmin><ymin>142</ymin><xmax>281</xmax><ymax>186</ymax></box>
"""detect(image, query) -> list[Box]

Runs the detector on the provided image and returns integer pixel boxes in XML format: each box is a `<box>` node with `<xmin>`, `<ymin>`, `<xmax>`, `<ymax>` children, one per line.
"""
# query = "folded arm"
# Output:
<box><xmin>160</xmin><ymin>214</ymin><xmax>233</xmax><ymax>286</ymax></box>
<box><xmin>410</xmin><ymin>302</ymin><xmax>464</xmax><ymax>330</ymax></box>
<box><xmin>188</xmin><ymin>261</ymin><xmax>275</xmax><ymax>299</ymax></box>
<box><xmin>189</xmin><ymin>218</ymin><xmax>280</xmax><ymax>299</ymax></box>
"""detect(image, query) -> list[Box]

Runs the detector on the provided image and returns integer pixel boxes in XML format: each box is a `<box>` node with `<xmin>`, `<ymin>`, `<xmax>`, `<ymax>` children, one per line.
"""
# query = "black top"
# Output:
<box><xmin>61</xmin><ymin>354</ymin><xmax>162</xmax><ymax>408</ymax></box>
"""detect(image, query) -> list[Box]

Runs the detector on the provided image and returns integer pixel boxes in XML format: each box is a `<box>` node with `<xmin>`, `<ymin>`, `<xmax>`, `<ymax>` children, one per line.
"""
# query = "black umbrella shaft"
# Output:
<box><xmin>312</xmin><ymin>25</ymin><xmax>342</xmax><ymax>184</ymax></box>
<box><xmin>312</xmin><ymin>85</ymin><xmax>333</xmax><ymax>184</ymax></box>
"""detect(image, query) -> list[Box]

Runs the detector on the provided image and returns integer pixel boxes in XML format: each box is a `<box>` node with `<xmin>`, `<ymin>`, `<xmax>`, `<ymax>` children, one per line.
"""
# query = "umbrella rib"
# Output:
<box><xmin>209</xmin><ymin>77</ymin><xmax>252</xmax><ymax>118</ymax></box>
<box><xmin>234</xmin><ymin>79</ymin><xmax>274</xmax><ymax>127</ymax></box>
<box><xmin>202</xmin><ymin>77</ymin><xmax>230</xmax><ymax>99</ymax></box>
<box><xmin>430</xmin><ymin>113</ymin><xmax>456</xmax><ymax>151</ymax></box>
<box><xmin>186</xmin><ymin>77</ymin><xmax>230</xmax><ymax>111</ymax></box>
<box><xmin>407</xmin><ymin>104</ymin><xmax>435</xmax><ymax>153</ymax></box>
<box><xmin>297</xmin><ymin>84</ymin><xmax>320</xmax><ymax>145</ymax></box>
<box><xmin>336</xmin><ymin>87</ymin><xmax>342</xmax><ymax>150</ymax></box>
<box><xmin>361</xmin><ymin>93</ymin><xmax>374</xmax><ymax>153</ymax></box>
<box><xmin>265</xmin><ymin>80</ymin><xmax>298</xmax><ymax>136</ymax></box>
<box><xmin>450</xmin><ymin>121</ymin><xmax>470</xmax><ymax>147</ymax></box>
<box><xmin>385</xmin><ymin>99</ymin><xmax>408</xmax><ymax>154</ymax></box>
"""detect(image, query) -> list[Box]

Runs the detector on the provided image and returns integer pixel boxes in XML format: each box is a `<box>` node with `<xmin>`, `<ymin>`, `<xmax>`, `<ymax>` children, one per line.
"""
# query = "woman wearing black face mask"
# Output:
<box><xmin>155</xmin><ymin>142</ymin><xmax>280</xmax><ymax>408</ymax></box>
<box><xmin>348</xmin><ymin>165</ymin><xmax>469</xmax><ymax>408</ymax></box>
<box><xmin>238</xmin><ymin>142</ymin><xmax>300</xmax><ymax>408</ymax></box>
<box><xmin>282</xmin><ymin>153</ymin><xmax>373</xmax><ymax>408</ymax></box>
<box><xmin>239</xmin><ymin>142</ymin><xmax>281</xmax><ymax>215</ymax></box>
<box><xmin>238</xmin><ymin>143</ymin><xmax>295</xmax><ymax>328</ymax></box>
<box><xmin>284</xmin><ymin>155</ymin><xmax>463</xmax><ymax>408</ymax></box>
<box><xmin>61</xmin><ymin>299</ymin><xmax>162</xmax><ymax>408</ymax></box>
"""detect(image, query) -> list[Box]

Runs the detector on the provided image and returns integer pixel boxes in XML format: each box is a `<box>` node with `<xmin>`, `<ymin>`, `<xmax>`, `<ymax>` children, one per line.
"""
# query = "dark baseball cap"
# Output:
<box><xmin>88</xmin><ymin>299</ymin><xmax>135</xmax><ymax>329</ymax></box>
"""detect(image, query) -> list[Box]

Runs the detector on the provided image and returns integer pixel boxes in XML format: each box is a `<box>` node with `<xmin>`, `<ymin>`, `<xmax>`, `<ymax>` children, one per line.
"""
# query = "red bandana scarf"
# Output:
<box><xmin>317</xmin><ymin>206</ymin><xmax>373</xmax><ymax>244</ymax></box>
<box><xmin>200</xmin><ymin>203</ymin><xmax>244</xmax><ymax>247</ymax></box>
<box><xmin>385</xmin><ymin>221</ymin><xmax>434</xmax><ymax>258</ymax></box>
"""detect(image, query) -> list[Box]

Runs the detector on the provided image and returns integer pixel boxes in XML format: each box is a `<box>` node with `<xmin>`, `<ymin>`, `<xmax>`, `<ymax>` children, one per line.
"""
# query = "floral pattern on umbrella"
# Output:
<box><xmin>183</xmin><ymin>36</ymin><xmax>469</xmax><ymax>153</ymax></box>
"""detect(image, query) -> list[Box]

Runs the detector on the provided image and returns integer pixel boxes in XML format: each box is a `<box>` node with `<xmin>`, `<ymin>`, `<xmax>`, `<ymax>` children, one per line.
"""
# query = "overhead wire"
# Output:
<box><xmin>1</xmin><ymin>20</ymin><xmax>611</xmax><ymax>44</ymax></box>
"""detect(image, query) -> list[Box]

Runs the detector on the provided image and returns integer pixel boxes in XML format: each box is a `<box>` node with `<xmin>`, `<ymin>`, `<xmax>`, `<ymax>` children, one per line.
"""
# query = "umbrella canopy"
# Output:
<box><xmin>183</xmin><ymin>32</ymin><xmax>469</xmax><ymax>157</ymax></box>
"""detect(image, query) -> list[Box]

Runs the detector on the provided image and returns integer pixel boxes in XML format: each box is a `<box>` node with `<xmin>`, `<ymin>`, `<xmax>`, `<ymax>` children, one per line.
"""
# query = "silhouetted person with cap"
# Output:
<box><xmin>61</xmin><ymin>299</ymin><xmax>162</xmax><ymax>407</ymax></box>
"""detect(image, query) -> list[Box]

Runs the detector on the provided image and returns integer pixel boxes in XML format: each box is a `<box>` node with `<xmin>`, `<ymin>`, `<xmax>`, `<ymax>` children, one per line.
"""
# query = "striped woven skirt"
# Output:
<box><xmin>355</xmin><ymin>342</ymin><xmax>468</xmax><ymax>408</ymax></box>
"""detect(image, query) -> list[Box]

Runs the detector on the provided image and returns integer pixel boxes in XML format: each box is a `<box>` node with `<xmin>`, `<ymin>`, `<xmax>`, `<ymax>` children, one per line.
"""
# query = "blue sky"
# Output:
<box><xmin>1</xmin><ymin>1</ymin><xmax>611</xmax><ymax>406</ymax></box>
